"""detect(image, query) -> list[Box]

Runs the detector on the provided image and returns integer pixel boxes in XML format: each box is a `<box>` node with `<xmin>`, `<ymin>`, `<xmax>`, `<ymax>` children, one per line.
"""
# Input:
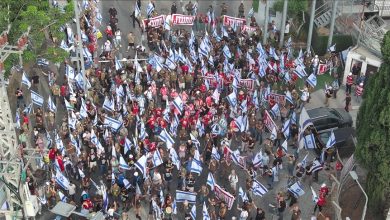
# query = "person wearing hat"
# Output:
<box><xmin>299</xmin><ymin>86</ymin><xmax>310</xmax><ymax>112</ymax></box>
<box><xmin>324</xmin><ymin>84</ymin><xmax>333</xmax><ymax>107</ymax></box>
<box><xmin>346</xmin><ymin>72</ymin><xmax>354</xmax><ymax>94</ymax></box>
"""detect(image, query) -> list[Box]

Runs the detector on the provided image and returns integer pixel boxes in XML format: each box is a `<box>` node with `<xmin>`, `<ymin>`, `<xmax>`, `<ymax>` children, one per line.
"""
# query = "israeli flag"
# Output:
<box><xmin>252</xmin><ymin>179</ymin><xmax>268</xmax><ymax>197</ymax></box>
<box><xmin>119</xmin><ymin>154</ymin><xmax>131</xmax><ymax>170</ymax></box>
<box><xmin>290</xmin><ymin>111</ymin><xmax>297</xmax><ymax>125</ymax></box>
<box><xmin>22</xmin><ymin>72</ymin><xmax>31</xmax><ymax>89</ymax></box>
<box><xmin>190</xmin><ymin>133</ymin><xmax>200</xmax><ymax>149</ymax></box>
<box><xmin>103</xmin><ymin>97</ymin><xmax>115</xmax><ymax>112</ymax></box>
<box><xmin>15</xmin><ymin>111</ymin><xmax>21</xmax><ymax>130</ymax></box>
<box><xmin>55</xmin><ymin>133</ymin><xmax>65</xmax><ymax>155</ymax></box>
<box><xmin>304</xmin><ymin>133</ymin><xmax>316</xmax><ymax>149</ymax></box>
<box><xmin>169</xmin><ymin>148</ymin><xmax>181</xmax><ymax>170</ymax></box>
<box><xmin>138</xmin><ymin>120</ymin><xmax>148</xmax><ymax>140</ymax></box>
<box><xmin>64</xmin><ymin>98</ymin><xmax>74</xmax><ymax>111</ymax></box>
<box><xmin>135</xmin><ymin>155</ymin><xmax>148</xmax><ymax>178</ymax></box>
<box><xmin>172</xmin><ymin>96</ymin><xmax>184</xmax><ymax>114</ymax></box>
<box><xmin>66</xmin><ymin>26</ymin><xmax>74</xmax><ymax>45</ymax></box>
<box><xmin>248</xmin><ymin>7</ymin><xmax>254</xmax><ymax>18</ymax></box>
<box><xmin>301</xmin><ymin>153</ymin><xmax>309</xmax><ymax>168</ymax></box>
<box><xmin>79</xmin><ymin>98</ymin><xmax>88</xmax><ymax>119</ymax></box>
<box><xmin>270</xmin><ymin>126</ymin><xmax>277</xmax><ymax>141</ymax></box>
<box><xmin>190</xmin><ymin>159</ymin><xmax>203</xmax><ymax>175</ymax></box>
<box><xmin>203</xmin><ymin>202</ymin><xmax>210</xmax><ymax>220</ymax></box>
<box><xmin>252</xmin><ymin>151</ymin><xmax>263</xmax><ymax>168</ymax></box>
<box><xmin>90</xmin><ymin>129</ymin><xmax>103</xmax><ymax>150</ymax></box>
<box><xmin>68</xmin><ymin>111</ymin><xmax>77</xmax><ymax>130</ymax></box>
<box><xmin>60</xmin><ymin>40</ymin><xmax>70</xmax><ymax>52</ymax></box>
<box><xmin>123</xmin><ymin>178</ymin><xmax>132</xmax><ymax>190</ymax></box>
<box><xmin>23</xmin><ymin>103</ymin><xmax>33</xmax><ymax>114</ymax></box>
<box><xmin>55</xmin><ymin>170</ymin><xmax>70</xmax><ymax>190</ymax></box>
<box><xmin>190</xmin><ymin>204</ymin><xmax>196</xmax><ymax>220</ymax></box>
<box><xmin>115</xmin><ymin>56</ymin><xmax>122</xmax><ymax>71</ymax></box>
<box><xmin>223</xmin><ymin>45</ymin><xmax>232</xmax><ymax>59</ymax></box>
<box><xmin>231</xmin><ymin>149</ymin><xmax>242</xmax><ymax>166</ymax></box>
<box><xmin>69</xmin><ymin>133</ymin><xmax>78</xmax><ymax>148</ymax></box>
<box><xmin>328</xmin><ymin>44</ymin><xmax>336</xmax><ymax>52</ymax></box>
<box><xmin>135</xmin><ymin>1</ymin><xmax>141</xmax><ymax>17</ymax></box>
<box><xmin>306</xmin><ymin>74</ymin><xmax>317</xmax><ymax>88</ymax></box>
<box><xmin>286</xmin><ymin>37</ymin><xmax>292</xmax><ymax>48</ymax></box>
<box><xmin>285</xmin><ymin>91</ymin><xmax>293</xmax><ymax>104</ymax></box>
<box><xmin>124</xmin><ymin>138</ymin><xmax>133</xmax><ymax>155</ymax></box>
<box><xmin>58</xmin><ymin>191</ymin><xmax>67</xmax><ymax>202</ymax></box>
<box><xmin>227</xmin><ymin>91</ymin><xmax>237</xmax><ymax>107</ymax></box>
<box><xmin>47</xmin><ymin>96</ymin><xmax>57</xmax><ymax>113</ymax></box>
<box><xmin>146</xmin><ymin>2</ymin><xmax>154</xmax><ymax>16</ymax></box>
<box><xmin>288</xmin><ymin>182</ymin><xmax>305</xmax><ymax>198</ymax></box>
<box><xmin>270</xmin><ymin>104</ymin><xmax>280</xmax><ymax>118</ymax></box>
<box><xmin>152</xmin><ymin>150</ymin><xmax>164</xmax><ymax>168</ymax></box>
<box><xmin>207</xmin><ymin>172</ymin><xmax>215</xmax><ymax>190</ymax></box>
<box><xmin>212</xmin><ymin>28</ymin><xmax>221</xmax><ymax>42</ymax></box>
<box><xmin>235</xmin><ymin>115</ymin><xmax>248</xmax><ymax>132</ymax></box>
<box><xmin>311</xmin><ymin>186</ymin><xmax>319</xmax><ymax>203</ymax></box>
<box><xmin>238</xmin><ymin>188</ymin><xmax>249</xmax><ymax>205</ymax></box>
<box><xmin>311</xmin><ymin>159</ymin><xmax>323</xmax><ymax>173</ymax></box>
<box><xmin>104</xmin><ymin>116</ymin><xmax>123</xmax><ymax>132</ymax></box>
<box><xmin>176</xmin><ymin>190</ymin><xmax>197</xmax><ymax>203</ymax></box>
<box><xmin>165</xmin><ymin>56</ymin><xmax>176</xmax><ymax>70</ymax></box>
<box><xmin>102</xmin><ymin>185</ymin><xmax>109</xmax><ymax>212</ymax></box>
<box><xmin>281</xmin><ymin>140</ymin><xmax>288</xmax><ymax>153</ymax></box>
<box><xmin>326</xmin><ymin>130</ymin><xmax>336</xmax><ymax>149</ymax></box>
<box><xmin>282</xmin><ymin>119</ymin><xmax>290</xmax><ymax>139</ymax></box>
<box><xmin>211</xmin><ymin>147</ymin><xmax>220</xmax><ymax>161</ymax></box>
<box><xmin>298</xmin><ymin>107</ymin><xmax>314</xmax><ymax>149</ymax></box>
<box><xmin>170</xmin><ymin>114</ymin><xmax>180</xmax><ymax>137</ymax></box>
<box><xmin>199</xmin><ymin>42</ymin><xmax>209</xmax><ymax>57</ymax></box>
<box><xmin>293</xmin><ymin>65</ymin><xmax>307</xmax><ymax>78</ymax></box>
<box><xmin>257</xmin><ymin>43</ymin><xmax>267</xmax><ymax>59</ymax></box>
<box><xmin>78</xmin><ymin>168</ymin><xmax>85</xmax><ymax>179</ymax></box>
<box><xmin>196</xmin><ymin>118</ymin><xmax>205</xmax><ymax>137</ymax></box>
<box><xmin>30</xmin><ymin>90</ymin><xmax>44</xmax><ymax>107</ymax></box>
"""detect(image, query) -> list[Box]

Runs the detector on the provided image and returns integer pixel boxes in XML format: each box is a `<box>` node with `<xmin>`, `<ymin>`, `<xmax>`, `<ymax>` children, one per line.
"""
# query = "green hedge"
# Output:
<box><xmin>312</xmin><ymin>34</ymin><xmax>354</xmax><ymax>56</ymax></box>
<box><xmin>253</xmin><ymin>0</ymin><xmax>260</xmax><ymax>13</ymax></box>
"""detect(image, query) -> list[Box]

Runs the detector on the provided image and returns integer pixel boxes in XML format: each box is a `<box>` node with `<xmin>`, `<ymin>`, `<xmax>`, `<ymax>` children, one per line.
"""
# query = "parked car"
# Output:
<box><xmin>314</xmin><ymin>127</ymin><xmax>356</xmax><ymax>158</ymax></box>
<box><xmin>307</xmin><ymin>107</ymin><xmax>353</xmax><ymax>132</ymax></box>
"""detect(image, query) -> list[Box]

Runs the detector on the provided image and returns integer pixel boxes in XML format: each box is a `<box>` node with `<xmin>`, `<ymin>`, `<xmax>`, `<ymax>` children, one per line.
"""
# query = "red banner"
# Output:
<box><xmin>263</xmin><ymin>110</ymin><xmax>278</xmax><ymax>133</ymax></box>
<box><xmin>171</xmin><ymin>14</ymin><xmax>195</xmax><ymax>25</ymax></box>
<box><xmin>214</xmin><ymin>184</ymin><xmax>235</xmax><ymax>210</ymax></box>
<box><xmin>268</xmin><ymin>93</ymin><xmax>286</xmax><ymax>105</ymax></box>
<box><xmin>223</xmin><ymin>15</ymin><xmax>246</xmax><ymax>27</ymax></box>
<box><xmin>317</xmin><ymin>61</ymin><xmax>332</xmax><ymax>75</ymax></box>
<box><xmin>143</xmin><ymin>15</ymin><xmax>165</xmax><ymax>29</ymax></box>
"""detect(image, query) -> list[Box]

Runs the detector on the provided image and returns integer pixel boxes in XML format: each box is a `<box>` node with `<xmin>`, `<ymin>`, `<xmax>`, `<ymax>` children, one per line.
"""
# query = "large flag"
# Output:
<box><xmin>22</xmin><ymin>72</ymin><xmax>31</xmax><ymax>89</ymax></box>
<box><xmin>135</xmin><ymin>155</ymin><xmax>148</xmax><ymax>178</ymax></box>
<box><xmin>304</xmin><ymin>133</ymin><xmax>316</xmax><ymax>149</ymax></box>
<box><xmin>135</xmin><ymin>1</ymin><xmax>141</xmax><ymax>17</ymax></box>
<box><xmin>306</xmin><ymin>74</ymin><xmax>317</xmax><ymax>88</ymax></box>
<box><xmin>47</xmin><ymin>96</ymin><xmax>57</xmax><ymax>113</ymax></box>
<box><xmin>281</xmin><ymin>140</ymin><xmax>288</xmax><ymax>153</ymax></box>
<box><xmin>285</xmin><ymin>91</ymin><xmax>293</xmax><ymax>104</ymax></box>
<box><xmin>190</xmin><ymin>159</ymin><xmax>203</xmax><ymax>175</ymax></box>
<box><xmin>252</xmin><ymin>151</ymin><xmax>263</xmax><ymax>168</ymax></box>
<box><xmin>146</xmin><ymin>2</ymin><xmax>154</xmax><ymax>16</ymax></box>
<box><xmin>158</xmin><ymin>129</ymin><xmax>175</xmax><ymax>149</ymax></box>
<box><xmin>288</xmin><ymin>182</ymin><xmax>305</xmax><ymax>198</ymax></box>
<box><xmin>119</xmin><ymin>154</ymin><xmax>131</xmax><ymax>170</ymax></box>
<box><xmin>293</xmin><ymin>65</ymin><xmax>307</xmax><ymax>78</ymax></box>
<box><xmin>172</xmin><ymin>96</ymin><xmax>184</xmax><ymax>114</ymax></box>
<box><xmin>252</xmin><ymin>179</ymin><xmax>268</xmax><ymax>197</ymax></box>
<box><xmin>311</xmin><ymin>159</ymin><xmax>323</xmax><ymax>173</ymax></box>
<box><xmin>207</xmin><ymin>172</ymin><xmax>215</xmax><ymax>190</ymax></box>
<box><xmin>298</xmin><ymin>107</ymin><xmax>314</xmax><ymax>149</ymax></box>
<box><xmin>326</xmin><ymin>130</ymin><xmax>336</xmax><ymax>149</ymax></box>
<box><xmin>104</xmin><ymin>116</ymin><xmax>123</xmax><ymax>132</ymax></box>
<box><xmin>65</xmin><ymin>65</ymin><xmax>75</xmax><ymax>80</ymax></box>
<box><xmin>152</xmin><ymin>150</ymin><xmax>164</xmax><ymax>167</ymax></box>
<box><xmin>227</xmin><ymin>91</ymin><xmax>237</xmax><ymax>107</ymax></box>
<box><xmin>55</xmin><ymin>170</ymin><xmax>70</xmax><ymax>190</ymax></box>
<box><xmin>211</xmin><ymin>147</ymin><xmax>220</xmax><ymax>161</ymax></box>
<box><xmin>270</xmin><ymin>103</ymin><xmax>280</xmax><ymax>118</ymax></box>
<box><xmin>30</xmin><ymin>90</ymin><xmax>44</xmax><ymax>107</ymax></box>
<box><xmin>239</xmin><ymin>187</ymin><xmax>249</xmax><ymax>202</ymax></box>
<box><xmin>103</xmin><ymin>96</ymin><xmax>115</xmax><ymax>112</ymax></box>
<box><xmin>176</xmin><ymin>190</ymin><xmax>197</xmax><ymax>203</ymax></box>
<box><xmin>169</xmin><ymin>148</ymin><xmax>180</xmax><ymax>170</ymax></box>
<box><xmin>311</xmin><ymin>186</ymin><xmax>319</xmax><ymax>203</ymax></box>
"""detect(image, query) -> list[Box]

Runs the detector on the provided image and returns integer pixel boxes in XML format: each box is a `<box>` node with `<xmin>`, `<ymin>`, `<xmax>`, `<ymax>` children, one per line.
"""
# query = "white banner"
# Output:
<box><xmin>171</xmin><ymin>14</ymin><xmax>195</xmax><ymax>25</ymax></box>
<box><xmin>223</xmin><ymin>15</ymin><xmax>246</xmax><ymax>27</ymax></box>
<box><xmin>214</xmin><ymin>184</ymin><xmax>235</xmax><ymax>210</ymax></box>
<box><xmin>143</xmin><ymin>15</ymin><xmax>165</xmax><ymax>28</ymax></box>
<box><xmin>241</xmin><ymin>25</ymin><xmax>257</xmax><ymax>33</ymax></box>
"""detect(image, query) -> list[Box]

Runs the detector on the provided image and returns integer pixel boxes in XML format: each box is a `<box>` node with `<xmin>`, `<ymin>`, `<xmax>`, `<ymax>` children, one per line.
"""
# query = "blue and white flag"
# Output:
<box><xmin>115</xmin><ymin>56</ymin><xmax>122</xmax><ymax>71</ymax></box>
<box><xmin>270</xmin><ymin>103</ymin><xmax>280</xmax><ymax>118</ymax></box>
<box><xmin>79</xmin><ymin>98</ymin><xmax>88</xmax><ymax>118</ymax></box>
<box><xmin>138</xmin><ymin>120</ymin><xmax>148</xmax><ymax>140</ymax></box>
<box><xmin>169</xmin><ymin>148</ymin><xmax>180</xmax><ymax>170</ymax></box>
<box><xmin>285</xmin><ymin>91</ymin><xmax>293</xmax><ymax>104</ymax></box>
<box><xmin>288</xmin><ymin>182</ymin><xmax>305</xmax><ymax>197</ymax></box>
<box><xmin>15</xmin><ymin>111</ymin><xmax>21</xmax><ymax>130</ymax></box>
<box><xmin>190</xmin><ymin>159</ymin><xmax>203</xmax><ymax>175</ymax></box>
<box><xmin>176</xmin><ymin>190</ymin><xmax>197</xmax><ymax>203</ymax></box>
<box><xmin>311</xmin><ymin>186</ymin><xmax>319</xmax><ymax>203</ymax></box>
<box><xmin>301</xmin><ymin>153</ymin><xmax>309</xmax><ymax>168</ymax></box>
<box><xmin>248</xmin><ymin>7</ymin><xmax>254</xmax><ymax>18</ymax></box>
<box><xmin>68</xmin><ymin>111</ymin><xmax>77</xmax><ymax>130</ymax></box>
<box><xmin>282</xmin><ymin>119</ymin><xmax>290</xmax><ymax>139</ymax></box>
<box><xmin>172</xmin><ymin>96</ymin><xmax>184</xmax><ymax>114</ymax></box>
<box><xmin>103</xmin><ymin>96</ymin><xmax>115</xmax><ymax>112</ymax></box>
<box><xmin>64</xmin><ymin>98</ymin><xmax>74</xmax><ymax>111</ymax></box>
<box><xmin>58</xmin><ymin>191</ymin><xmax>67</xmax><ymax>202</ymax></box>
<box><xmin>55</xmin><ymin>170</ymin><xmax>70</xmax><ymax>190</ymax></box>
<box><xmin>47</xmin><ymin>96</ymin><xmax>56</xmax><ymax>113</ymax></box>
<box><xmin>281</xmin><ymin>140</ymin><xmax>288</xmax><ymax>153</ymax></box>
<box><xmin>30</xmin><ymin>90</ymin><xmax>44</xmax><ymax>107</ymax></box>
<box><xmin>293</xmin><ymin>65</ymin><xmax>307</xmax><ymax>78</ymax></box>
<box><xmin>235</xmin><ymin>115</ymin><xmax>248</xmax><ymax>132</ymax></box>
<box><xmin>227</xmin><ymin>91</ymin><xmax>237</xmax><ymax>107</ymax></box>
<box><xmin>231</xmin><ymin>149</ymin><xmax>243</xmax><ymax>167</ymax></box>
<box><xmin>239</xmin><ymin>187</ymin><xmax>249</xmax><ymax>202</ymax></box>
<box><xmin>290</xmin><ymin>111</ymin><xmax>297</xmax><ymax>125</ymax></box>
<box><xmin>102</xmin><ymin>185</ymin><xmax>109</xmax><ymax>212</ymax></box>
<box><xmin>78</xmin><ymin>168</ymin><xmax>85</xmax><ymax>179</ymax></box>
<box><xmin>252</xmin><ymin>151</ymin><xmax>263</xmax><ymax>168</ymax></box>
<box><xmin>146</xmin><ymin>2</ymin><xmax>154</xmax><ymax>16</ymax></box>
<box><xmin>111</xmin><ymin>172</ymin><xmax>116</xmax><ymax>185</ymax></box>
<box><xmin>311</xmin><ymin>159</ymin><xmax>323</xmax><ymax>172</ymax></box>
<box><xmin>135</xmin><ymin>155</ymin><xmax>148</xmax><ymax>178</ymax></box>
<box><xmin>298</xmin><ymin>107</ymin><xmax>314</xmax><ymax>149</ymax></box>
<box><xmin>158</xmin><ymin>129</ymin><xmax>175</xmax><ymax>149</ymax></box>
<box><xmin>104</xmin><ymin>116</ymin><xmax>123</xmax><ymax>132</ymax></box>
<box><xmin>190</xmin><ymin>204</ymin><xmax>196</xmax><ymax>220</ymax></box>
<box><xmin>55</xmin><ymin>133</ymin><xmax>65</xmax><ymax>155</ymax></box>
<box><xmin>326</xmin><ymin>130</ymin><xmax>336</xmax><ymax>149</ymax></box>
<box><xmin>119</xmin><ymin>154</ymin><xmax>131</xmax><ymax>170</ymax></box>
<box><xmin>124</xmin><ymin>138</ymin><xmax>132</xmax><ymax>155</ymax></box>
<box><xmin>190</xmin><ymin>133</ymin><xmax>200</xmax><ymax>149</ymax></box>
<box><xmin>252</xmin><ymin>179</ymin><xmax>268</xmax><ymax>197</ymax></box>
<box><xmin>306</xmin><ymin>74</ymin><xmax>317</xmax><ymax>88</ymax></box>
<box><xmin>65</xmin><ymin>65</ymin><xmax>75</xmax><ymax>80</ymax></box>
<box><xmin>270</xmin><ymin>126</ymin><xmax>277</xmax><ymax>141</ymax></box>
<box><xmin>23</xmin><ymin>103</ymin><xmax>33</xmax><ymax>114</ymax></box>
<box><xmin>328</xmin><ymin>44</ymin><xmax>336</xmax><ymax>52</ymax></box>
<box><xmin>223</xmin><ymin>45</ymin><xmax>232</xmax><ymax>59</ymax></box>
<box><xmin>207</xmin><ymin>172</ymin><xmax>215</xmax><ymax>190</ymax></box>
<box><xmin>152</xmin><ymin>150</ymin><xmax>164</xmax><ymax>168</ymax></box>
<box><xmin>22</xmin><ymin>72</ymin><xmax>31</xmax><ymax>89</ymax></box>
<box><xmin>304</xmin><ymin>134</ymin><xmax>316</xmax><ymax>149</ymax></box>
<box><xmin>211</xmin><ymin>147</ymin><xmax>220</xmax><ymax>161</ymax></box>
<box><xmin>135</xmin><ymin>1</ymin><xmax>141</xmax><ymax>17</ymax></box>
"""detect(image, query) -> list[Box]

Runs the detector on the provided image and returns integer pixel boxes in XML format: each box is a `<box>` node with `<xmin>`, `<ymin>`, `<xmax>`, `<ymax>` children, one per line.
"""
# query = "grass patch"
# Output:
<box><xmin>295</xmin><ymin>72</ymin><xmax>334</xmax><ymax>91</ymax></box>
<box><xmin>253</xmin><ymin>0</ymin><xmax>260</xmax><ymax>12</ymax></box>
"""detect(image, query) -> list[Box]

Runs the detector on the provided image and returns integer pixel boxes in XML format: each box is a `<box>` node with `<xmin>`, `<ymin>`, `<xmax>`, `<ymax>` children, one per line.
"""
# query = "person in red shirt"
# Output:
<box><xmin>314</xmin><ymin>193</ymin><xmax>326</xmax><ymax>214</ymax></box>
<box><xmin>320</xmin><ymin>183</ymin><xmax>329</xmax><ymax>197</ymax></box>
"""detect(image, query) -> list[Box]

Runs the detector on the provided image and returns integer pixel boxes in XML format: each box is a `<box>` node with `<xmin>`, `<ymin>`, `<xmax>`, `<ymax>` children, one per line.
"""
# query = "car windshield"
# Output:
<box><xmin>329</xmin><ymin>109</ymin><xmax>341</xmax><ymax>119</ymax></box>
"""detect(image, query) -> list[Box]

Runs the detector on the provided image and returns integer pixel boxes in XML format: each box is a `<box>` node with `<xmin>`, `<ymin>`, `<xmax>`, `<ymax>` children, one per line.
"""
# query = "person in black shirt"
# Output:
<box><xmin>171</xmin><ymin>2</ymin><xmax>177</xmax><ymax>15</ymax></box>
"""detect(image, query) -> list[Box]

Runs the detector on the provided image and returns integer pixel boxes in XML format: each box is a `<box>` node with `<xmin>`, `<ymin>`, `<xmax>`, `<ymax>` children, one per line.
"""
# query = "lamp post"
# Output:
<box><xmin>349</xmin><ymin>171</ymin><xmax>368</xmax><ymax>220</ymax></box>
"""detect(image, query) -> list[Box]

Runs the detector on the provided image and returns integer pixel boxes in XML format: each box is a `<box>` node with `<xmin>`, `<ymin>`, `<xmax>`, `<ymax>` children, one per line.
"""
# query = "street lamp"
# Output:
<box><xmin>349</xmin><ymin>170</ymin><xmax>368</xmax><ymax>220</ymax></box>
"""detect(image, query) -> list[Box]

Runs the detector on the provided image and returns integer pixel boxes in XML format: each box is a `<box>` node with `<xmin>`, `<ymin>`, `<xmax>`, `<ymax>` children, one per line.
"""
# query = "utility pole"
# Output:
<box><xmin>279</xmin><ymin>0</ymin><xmax>289</xmax><ymax>48</ymax></box>
<box><xmin>73</xmin><ymin>0</ymin><xmax>88</xmax><ymax>96</ymax></box>
<box><xmin>0</xmin><ymin>25</ymin><xmax>30</xmax><ymax>220</ymax></box>
<box><xmin>327</xmin><ymin>0</ymin><xmax>338</xmax><ymax>49</ymax></box>
<box><xmin>306</xmin><ymin>0</ymin><xmax>317</xmax><ymax>55</ymax></box>
<box><xmin>263</xmin><ymin>0</ymin><xmax>269</xmax><ymax>45</ymax></box>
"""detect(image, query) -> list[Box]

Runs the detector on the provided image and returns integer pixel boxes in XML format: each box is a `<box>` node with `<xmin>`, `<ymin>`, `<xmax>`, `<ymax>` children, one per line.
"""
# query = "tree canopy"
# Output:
<box><xmin>356</xmin><ymin>31</ymin><xmax>390</xmax><ymax>216</ymax></box>
<box><xmin>273</xmin><ymin>0</ymin><xmax>308</xmax><ymax>18</ymax></box>
<box><xmin>0</xmin><ymin>0</ymin><xmax>74</xmax><ymax>75</ymax></box>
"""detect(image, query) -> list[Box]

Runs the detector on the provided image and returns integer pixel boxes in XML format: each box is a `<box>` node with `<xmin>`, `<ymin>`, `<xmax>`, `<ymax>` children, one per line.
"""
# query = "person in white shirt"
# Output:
<box><xmin>228</xmin><ymin>169</ymin><xmax>239</xmax><ymax>193</ymax></box>
<box><xmin>299</xmin><ymin>87</ymin><xmax>310</xmax><ymax>112</ymax></box>
<box><xmin>68</xmin><ymin>181</ymin><xmax>76</xmax><ymax>201</ymax></box>
<box><xmin>114</xmin><ymin>28</ymin><xmax>122</xmax><ymax>48</ymax></box>
<box><xmin>284</xmin><ymin>21</ymin><xmax>290</xmax><ymax>36</ymax></box>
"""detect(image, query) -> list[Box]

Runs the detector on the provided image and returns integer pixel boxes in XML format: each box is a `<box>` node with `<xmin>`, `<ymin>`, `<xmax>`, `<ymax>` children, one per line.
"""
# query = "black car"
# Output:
<box><xmin>307</xmin><ymin>107</ymin><xmax>353</xmax><ymax>132</ymax></box>
<box><xmin>314</xmin><ymin>127</ymin><xmax>356</xmax><ymax>158</ymax></box>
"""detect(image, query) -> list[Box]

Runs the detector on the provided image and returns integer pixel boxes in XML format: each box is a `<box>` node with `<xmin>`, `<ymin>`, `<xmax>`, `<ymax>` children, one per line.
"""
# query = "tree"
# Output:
<box><xmin>0</xmin><ymin>0</ymin><xmax>74</xmax><ymax>76</ymax></box>
<box><xmin>356</xmin><ymin>31</ymin><xmax>390</xmax><ymax>216</ymax></box>
<box><xmin>273</xmin><ymin>0</ymin><xmax>308</xmax><ymax>18</ymax></box>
